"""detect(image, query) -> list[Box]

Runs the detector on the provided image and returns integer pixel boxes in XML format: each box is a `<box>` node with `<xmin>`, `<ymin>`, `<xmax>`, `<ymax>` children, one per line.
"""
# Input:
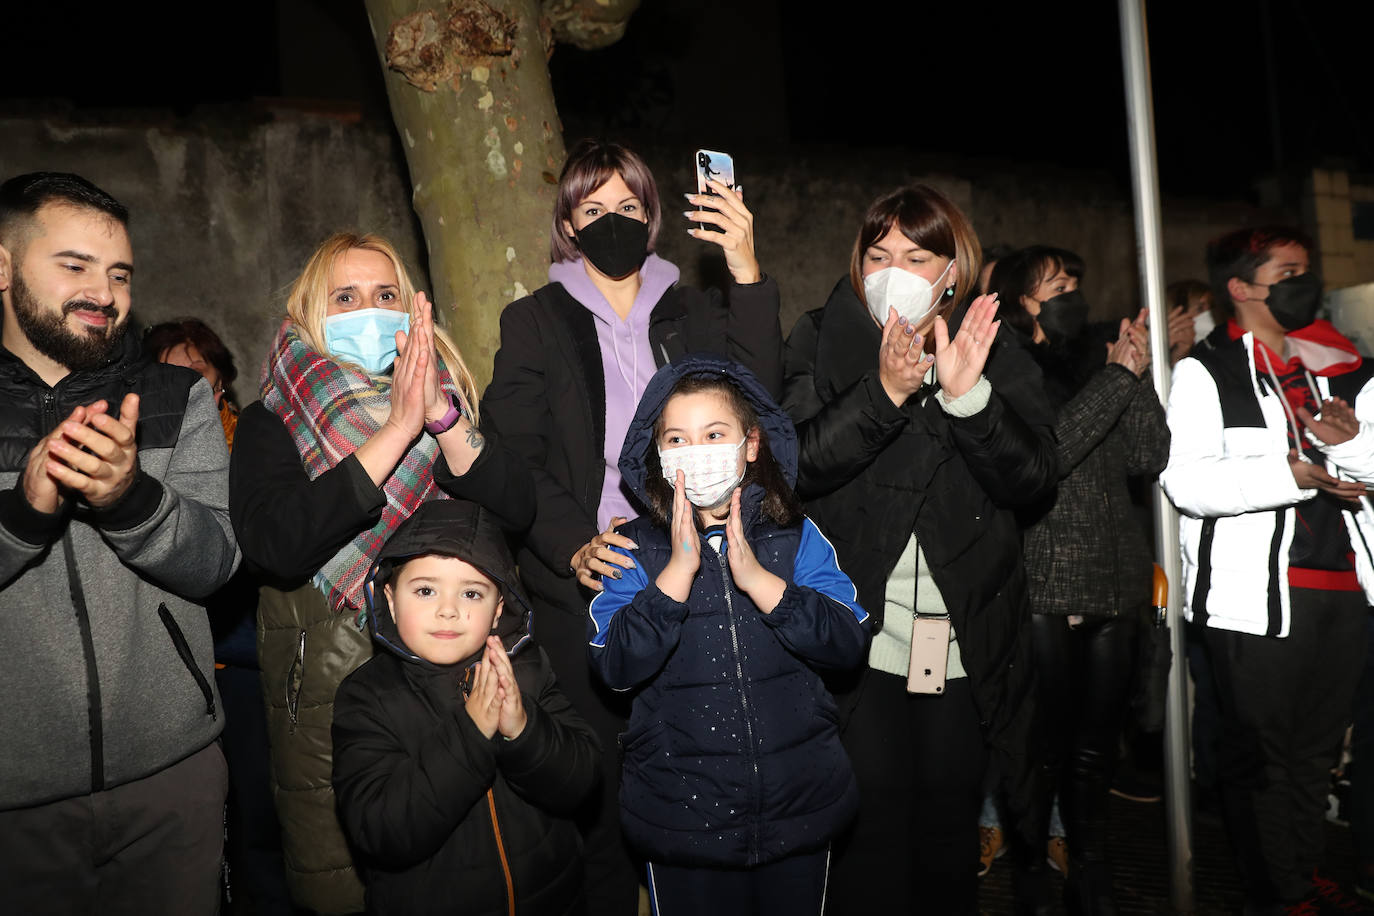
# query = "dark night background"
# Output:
<box><xmin>4</xmin><ymin>0</ymin><xmax>1373</xmax><ymax>203</ymax></box>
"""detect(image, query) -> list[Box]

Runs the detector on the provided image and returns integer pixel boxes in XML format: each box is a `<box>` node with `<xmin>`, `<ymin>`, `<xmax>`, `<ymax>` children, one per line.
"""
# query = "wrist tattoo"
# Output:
<box><xmin>464</xmin><ymin>425</ymin><xmax>485</xmax><ymax>451</ymax></box>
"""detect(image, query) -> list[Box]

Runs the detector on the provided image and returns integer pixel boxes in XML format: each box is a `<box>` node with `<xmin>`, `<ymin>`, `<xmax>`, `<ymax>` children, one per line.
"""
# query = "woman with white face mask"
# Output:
<box><xmin>782</xmin><ymin>185</ymin><xmax>1059</xmax><ymax>914</ymax></box>
<box><xmin>228</xmin><ymin>233</ymin><xmax>534</xmax><ymax>912</ymax></box>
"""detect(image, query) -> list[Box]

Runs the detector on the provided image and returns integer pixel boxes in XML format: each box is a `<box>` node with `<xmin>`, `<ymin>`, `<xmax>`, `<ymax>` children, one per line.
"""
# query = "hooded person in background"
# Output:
<box><xmin>1162</xmin><ymin>226</ymin><xmax>1374</xmax><ymax>914</ymax></box>
<box><xmin>332</xmin><ymin>498</ymin><xmax>600</xmax><ymax>916</ymax></box>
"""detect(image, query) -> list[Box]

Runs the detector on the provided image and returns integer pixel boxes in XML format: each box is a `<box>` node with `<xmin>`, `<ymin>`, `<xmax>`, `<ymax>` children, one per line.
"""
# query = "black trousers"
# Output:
<box><xmin>0</xmin><ymin>741</ymin><xmax>227</xmax><ymax>916</ymax></box>
<box><xmin>827</xmin><ymin>669</ymin><xmax>989</xmax><ymax>916</ymax></box>
<box><xmin>646</xmin><ymin>847</ymin><xmax>830</xmax><ymax>916</ymax></box>
<box><xmin>1203</xmin><ymin>587</ymin><xmax>1367</xmax><ymax>904</ymax></box>
<box><xmin>533</xmin><ymin>598</ymin><xmax>641</xmax><ymax>916</ymax></box>
<box><xmin>1031</xmin><ymin>613</ymin><xmax>1138</xmax><ymax>867</ymax></box>
<box><xmin>215</xmin><ymin>664</ymin><xmax>292</xmax><ymax>915</ymax></box>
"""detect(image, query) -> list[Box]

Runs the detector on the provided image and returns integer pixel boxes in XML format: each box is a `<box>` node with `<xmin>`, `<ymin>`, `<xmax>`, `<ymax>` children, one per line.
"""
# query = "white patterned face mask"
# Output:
<box><xmin>658</xmin><ymin>439</ymin><xmax>747</xmax><ymax>509</ymax></box>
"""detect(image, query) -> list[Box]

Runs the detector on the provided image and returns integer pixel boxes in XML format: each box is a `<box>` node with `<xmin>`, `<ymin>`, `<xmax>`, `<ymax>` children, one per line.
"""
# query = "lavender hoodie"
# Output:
<box><xmin>546</xmin><ymin>254</ymin><xmax>681</xmax><ymax>530</ymax></box>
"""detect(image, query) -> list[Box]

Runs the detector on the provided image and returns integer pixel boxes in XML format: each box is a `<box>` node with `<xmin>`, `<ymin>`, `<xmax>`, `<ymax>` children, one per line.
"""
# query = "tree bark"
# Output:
<box><xmin>363</xmin><ymin>0</ymin><xmax>638</xmax><ymax>389</ymax></box>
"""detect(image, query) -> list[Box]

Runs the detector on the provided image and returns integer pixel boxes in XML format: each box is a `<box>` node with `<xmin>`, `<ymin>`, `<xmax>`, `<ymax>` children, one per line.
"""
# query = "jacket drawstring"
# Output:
<box><xmin>1258</xmin><ymin>348</ymin><xmax>1322</xmax><ymax>457</ymax></box>
<box><xmin>609</xmin><ymin>314</ymin><xmax>640</xmax><ymax>394</ymax></box>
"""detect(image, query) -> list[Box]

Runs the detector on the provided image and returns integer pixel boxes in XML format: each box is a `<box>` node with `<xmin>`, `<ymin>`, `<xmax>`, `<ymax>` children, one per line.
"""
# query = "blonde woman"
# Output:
<box><xmin>229</xmin><ymin>233</ymin><xmax>533</xmax><ymax>912</ymax></box>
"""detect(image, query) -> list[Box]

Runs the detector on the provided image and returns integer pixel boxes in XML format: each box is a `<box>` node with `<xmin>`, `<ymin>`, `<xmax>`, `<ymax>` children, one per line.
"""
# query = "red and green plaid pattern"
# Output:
<box><xmin>261</xmin><ymin>322</ymin><xmax>454</xmax><ymax>627</ymax></box>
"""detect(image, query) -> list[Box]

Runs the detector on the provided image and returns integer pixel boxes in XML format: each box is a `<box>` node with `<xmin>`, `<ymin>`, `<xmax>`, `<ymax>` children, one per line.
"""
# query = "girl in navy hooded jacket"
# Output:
<box><xmin>588</xmin><ymin>355</ymin><xmax>869</xmax><ymax>916</ymax></box>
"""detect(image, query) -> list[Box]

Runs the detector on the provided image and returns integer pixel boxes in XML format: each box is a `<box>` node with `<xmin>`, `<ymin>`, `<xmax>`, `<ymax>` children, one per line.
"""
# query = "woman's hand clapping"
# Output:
<box><xmin>1106</xmin><ymin>309</ymin><xmax>1150</xmax><ymax>377</ymax></box>
<box><xmin>934</xmin><ymin>293</ymin><xmax>1001</xmax><ymax>401</ymax></box>
<box><xmin>686</xmin><ymin>180</ymin><xmax>760</xmax><ymax>285</ymax></box>
<box><xmin>384</xmin><ymin>298</ymin><xmax>430</xmax><ymax>440</ymax></box>
<box><xmin>876</xmin><ymin>307</ymin><xmax>936</xmax><ymax>408</ymax></box>
<box><xmin>408</xmin><ymin>291</ymin><xmax>450</xmax><ymax>425</ymax></box>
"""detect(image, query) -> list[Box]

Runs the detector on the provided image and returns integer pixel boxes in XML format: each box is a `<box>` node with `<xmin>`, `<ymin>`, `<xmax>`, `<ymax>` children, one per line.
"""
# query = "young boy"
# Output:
<box><xmin>332</xmin><ymin>499</ymin><xmax>601</xmax><ymax>915</ymax></box>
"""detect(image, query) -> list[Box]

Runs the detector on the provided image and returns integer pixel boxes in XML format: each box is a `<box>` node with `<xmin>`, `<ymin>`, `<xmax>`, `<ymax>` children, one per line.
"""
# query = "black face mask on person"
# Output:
<box><xmin>1035</xmin><ymin>289</ymin><xmax>1090</xmax><ymax>344</ymax></box>
<box><xmin>574</xmin><ymin>212</ymin><xmax>649</xmax><ymax>279</ymax></box>
<box><xmin>1263</xmin><ymin>272</ymin><xmax>1323</xmax><ymax>331</ymax></box>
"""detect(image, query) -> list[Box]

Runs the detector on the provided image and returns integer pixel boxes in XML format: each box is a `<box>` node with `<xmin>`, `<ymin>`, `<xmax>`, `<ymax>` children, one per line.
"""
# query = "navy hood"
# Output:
<box><xmin>617</xmin><ymin>354</ymin><xmax>798</xmax><ymax>508</ymax></box>
<box><xmin>363</xmin><ymin>499</ymin><xmax>532</xmax><ymax>669</ymax></box>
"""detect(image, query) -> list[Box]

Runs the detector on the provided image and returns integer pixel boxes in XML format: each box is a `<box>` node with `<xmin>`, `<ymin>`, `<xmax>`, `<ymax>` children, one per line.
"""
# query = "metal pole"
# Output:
<box><xmin>1116</xmin><ymin>0</ymin><xmax>1194</xmax><ymax>911</ymax></box>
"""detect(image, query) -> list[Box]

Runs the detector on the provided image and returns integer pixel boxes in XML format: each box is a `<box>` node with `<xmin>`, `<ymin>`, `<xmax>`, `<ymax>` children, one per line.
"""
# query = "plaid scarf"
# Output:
<box><xmin>261</xmin><ymin>321</ymin><xmax>454</xmax><ymax>627</ymax></box>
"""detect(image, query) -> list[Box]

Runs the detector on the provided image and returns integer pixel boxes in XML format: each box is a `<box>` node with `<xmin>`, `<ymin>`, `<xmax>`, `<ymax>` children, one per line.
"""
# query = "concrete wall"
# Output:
<box><xmin>0</xmin><ymin>112</ymin><xmax>427</xmax><ymax>405</ymax></box>
<box><xmin>1</xmin><ymin>110</ymin><xmax>1293</xmax><ymax>402</ymax></box>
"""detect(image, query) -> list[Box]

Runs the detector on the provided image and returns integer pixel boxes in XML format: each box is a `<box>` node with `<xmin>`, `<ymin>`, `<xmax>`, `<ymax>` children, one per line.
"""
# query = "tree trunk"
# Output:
<box><xmin>362</xmin><ymin>0</ymin><xmax>638</xmax><ymax>389</ymax></box>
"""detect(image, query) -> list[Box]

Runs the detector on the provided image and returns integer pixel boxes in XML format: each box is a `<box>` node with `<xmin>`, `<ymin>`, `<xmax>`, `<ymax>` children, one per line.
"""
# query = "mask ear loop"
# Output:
<box><xmin>937</xmin><ymin>257</ymin><xmax>956</xmax><ymax>298</ymax></box>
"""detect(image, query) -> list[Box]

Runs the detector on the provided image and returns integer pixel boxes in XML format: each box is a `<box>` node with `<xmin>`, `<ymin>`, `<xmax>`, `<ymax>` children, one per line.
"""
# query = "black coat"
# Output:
<box><xmin>481</xmin><ymin>275</ymin><xmax>783</xmax><ymax>620</ymax></box>
<box><xmin>782</xmin><ymin>278</ymin><xmax>1059</xmax><ymax>841</ymax></box>
<box><xmin>333</xmin><ymin>500</ymin><xmax>601</xmax><ymax>915</ymax></box>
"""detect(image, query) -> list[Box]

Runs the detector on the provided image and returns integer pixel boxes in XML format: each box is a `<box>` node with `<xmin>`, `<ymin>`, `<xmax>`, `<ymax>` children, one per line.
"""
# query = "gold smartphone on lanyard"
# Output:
<box><xmin>908</xmin><ymin>615</ymin><xmax>950</xmax><ymax>695</ymax></box>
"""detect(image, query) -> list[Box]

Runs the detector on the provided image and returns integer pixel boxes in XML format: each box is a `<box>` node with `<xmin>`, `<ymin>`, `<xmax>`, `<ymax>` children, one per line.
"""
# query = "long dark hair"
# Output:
<box><xmin>988</xmin><ymin>245</ymin><xmax>1082</xmax><ymax>340</ymax></box>
<box><xmin>643</xmin><ymin>374</ymin><xmax>803</xmax><ymax>530</ymax></box>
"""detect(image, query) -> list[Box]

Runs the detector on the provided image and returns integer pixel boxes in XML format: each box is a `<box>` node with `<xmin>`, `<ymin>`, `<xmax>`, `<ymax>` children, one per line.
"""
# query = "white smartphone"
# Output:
<box><xmin>907</xmin><ymin>616</ymin><xmax>950</xmax><ymax>695</ymax></box>
<box><xmin>694</xmin><ymin>149</ymin><xmax>735</xmax><ymax>234</ymax></box>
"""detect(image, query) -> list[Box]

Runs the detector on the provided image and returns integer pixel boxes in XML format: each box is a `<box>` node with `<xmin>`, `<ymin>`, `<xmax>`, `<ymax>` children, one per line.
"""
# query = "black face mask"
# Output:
<box><xmin>573</xmin><ymin>212</ymin><xmax>649</xmax><ymax>279</ymax></box>
<box><xmin>1264</xmin><ymin>272</ymin><xmax>1322</xmax><ymax>331</ymax></box>
<box><xmin>1035</xmin><ymin>289</ymin><xmax>1090</xmax><ymax>343</ymax></box>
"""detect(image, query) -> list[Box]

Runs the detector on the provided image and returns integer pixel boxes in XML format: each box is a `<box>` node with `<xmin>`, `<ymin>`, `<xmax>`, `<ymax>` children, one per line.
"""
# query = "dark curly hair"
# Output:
<box><xmin>642</xmin><ymin>373</ymin><xmax>802</xmax><ymax>530</ymax></box>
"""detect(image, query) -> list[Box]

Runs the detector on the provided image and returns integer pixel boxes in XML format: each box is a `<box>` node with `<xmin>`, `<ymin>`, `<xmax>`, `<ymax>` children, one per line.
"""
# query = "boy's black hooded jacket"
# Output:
<box><xmin>332</xmin><ymin>500</ymin><xmax>600</xmax><ymax>916</ymax></box>
<box><xmin>587</xmin><ymin>355</ymin><xmax>869</xmax><ymax>868</ymax></box>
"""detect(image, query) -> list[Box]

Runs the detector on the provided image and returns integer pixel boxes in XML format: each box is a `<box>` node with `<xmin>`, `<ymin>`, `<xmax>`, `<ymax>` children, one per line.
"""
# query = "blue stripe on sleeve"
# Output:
<box><xmin>793</xmin><ymin>517</ymin><xmax>868</xmax><ymax>624</ymax></box>
<box><xmin>587</xmin><ymin>546</ymin><xmax>649</xmax><ymax>648</ymax></box>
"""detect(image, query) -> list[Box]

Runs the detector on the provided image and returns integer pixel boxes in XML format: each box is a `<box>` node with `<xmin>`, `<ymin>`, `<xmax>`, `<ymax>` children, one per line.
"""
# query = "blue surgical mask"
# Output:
<box><xmin>324</xmin><ymin>308</ymin><xmax>410</xmax><ymax>374</ymax></box>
